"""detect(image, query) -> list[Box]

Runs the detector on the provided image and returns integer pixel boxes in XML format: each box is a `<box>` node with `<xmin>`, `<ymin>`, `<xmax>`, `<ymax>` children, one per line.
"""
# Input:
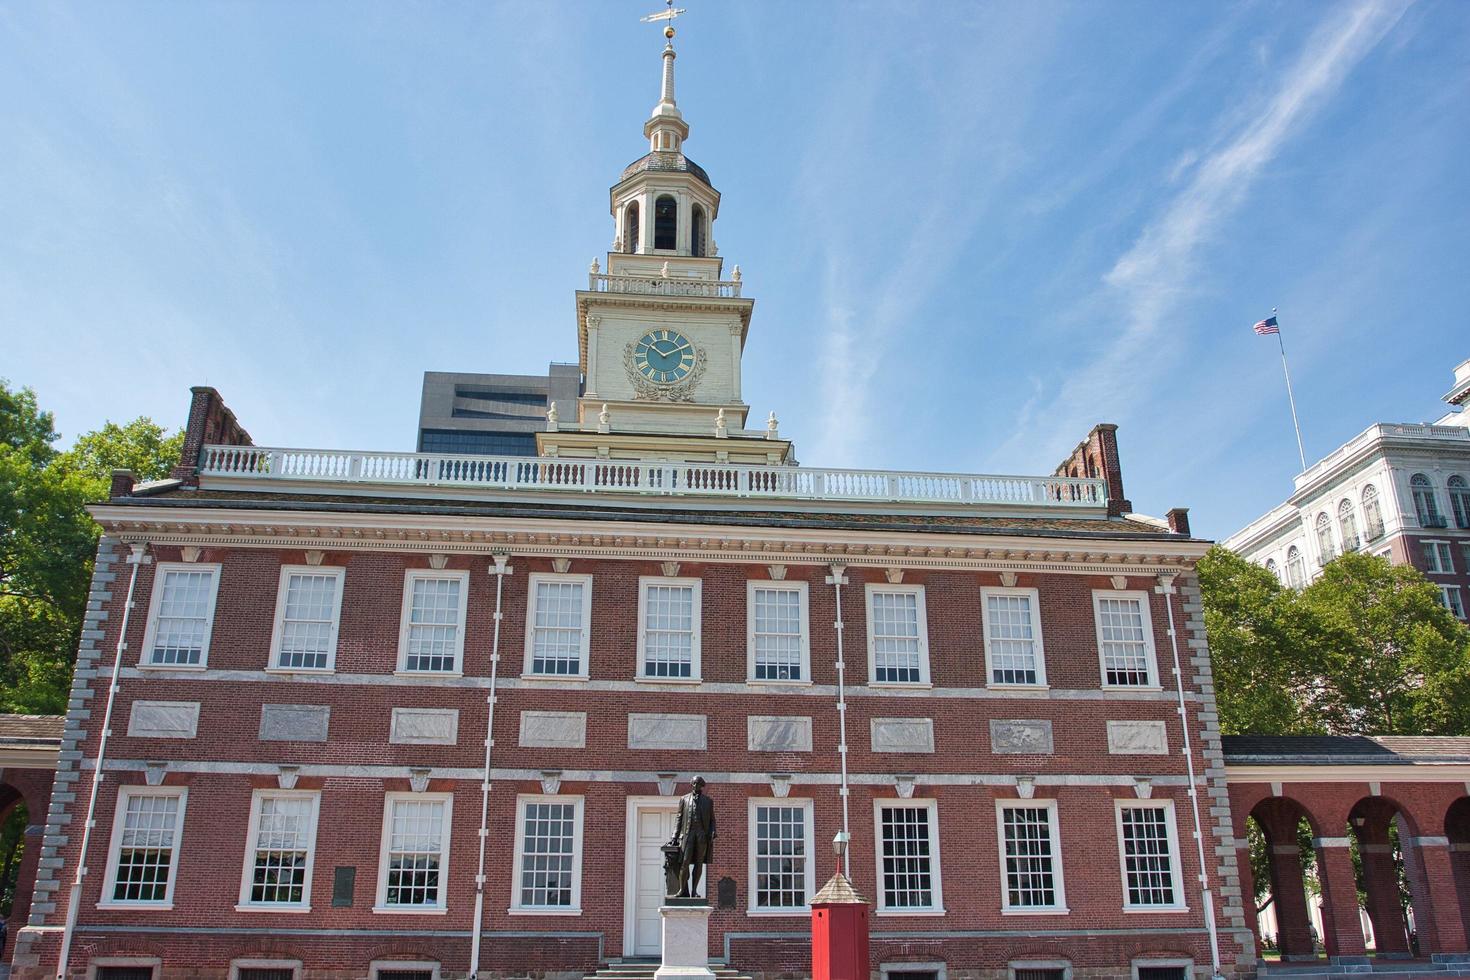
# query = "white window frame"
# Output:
<box><xmin>864</xmin><ymin>583</ymin><xmax>931</xmax><ymax>688</ymax></box>
<box><xmin>995</xmin><ymin>798</ymin><xmax>1068</xmax><ymax>914</ymax></box>
<box><xmin>1440</xmin><ymin>586</ymin><xmax>1466</xmax><ymax>620</ymax></box>
<box><xmin>267</xmin><ymin>565</ymin><xmax>344</xmax><ymax>673</ymax></box>
<box><xmin>1114</xmin><ymin>799</ymin><xmax>1188</xmax><ymax>912</ymax></box>
<box><xmin>636</xmin><ymin>576</ymin><xmax>702</xmax><ymax>683</ymax></box>
<box><xmin>747</xmin><ymin>797</ymin><xmax>816</xmax><ymax>915</ymax></box>
<box><xmin>374</xmin><ymin>791</ymin><xmax>453</xmax><ymax>913</ymax></box>
<box><xmin>1092</xmin><ymin>590</ymin><xmax>1161</xmax><ymax>690</ymax></box>
<box><xmin>138</xmin><ymin>562</ymin><xmax>221</xmax><ymax>669</ymax></box>
<box><xmin>236</xmin><ymin>789</ymin><xmax>322</xmax><ymax>911</ymax></box>
<box><xmin>99</xmin><ymin>785</ymin><xmax>189</xmax><ymax>909</ymax></box>
<box><xmin>746</xmin><ymin>581</ymin><xmax>811</xmax><ymax>685</ymax></box>
<box><xmin>981</xmin><ymin>586</ymin><xmax>1047</xmax><ymax>688</ymax></box>
<box><xmin>1422</xmin><ymin>540</ymin><xmax>1454</xmax><ymax>574</ymax></box>
<box><xmin>521</xmin><ymin>573</ymin><xmax>593</xmax><ymax>680</ymax></box>
<box><xmin>396</xmin><ymin>569</ymin><xmax>470</xmax><ymax>676</ymax></box>
<box><xmin>509</xmin><ymin>793</ymin><xmax>585</xmax><ymax>915</ymax></box>
<box><xmin>872</xmin><ymin>797</ymin><xmax>945</xmax><ymax>915</ymax></box>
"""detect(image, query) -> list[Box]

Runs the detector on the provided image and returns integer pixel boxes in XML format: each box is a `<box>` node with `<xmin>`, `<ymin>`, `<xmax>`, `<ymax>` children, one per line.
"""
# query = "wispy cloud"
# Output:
<box><xmin>995</xmin><ymin>0</ymin><xmax>1413</xmax><ymax>463</ymax></box>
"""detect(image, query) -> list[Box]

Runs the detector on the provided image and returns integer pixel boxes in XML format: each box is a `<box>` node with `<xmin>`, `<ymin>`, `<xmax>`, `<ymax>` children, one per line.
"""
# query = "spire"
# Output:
<box><xmin>640</xmin><ymin>3</ymin><xmax>689</xmax><ymax>152</ymax></box>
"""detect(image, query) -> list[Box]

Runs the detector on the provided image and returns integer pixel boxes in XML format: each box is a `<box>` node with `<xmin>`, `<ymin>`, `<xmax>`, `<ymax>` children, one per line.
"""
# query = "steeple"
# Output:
<box><xmin>644</xmin><ymin>38</ymin><xmax>689</xmax><ymax>154</ymax></box>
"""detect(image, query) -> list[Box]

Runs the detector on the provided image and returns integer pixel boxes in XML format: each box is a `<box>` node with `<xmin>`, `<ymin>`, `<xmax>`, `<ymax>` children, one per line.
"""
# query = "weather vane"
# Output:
<box><xmin>641</xmin><ymin>0</ymin><xmax>686</xmax><ymax>39</ymax></box>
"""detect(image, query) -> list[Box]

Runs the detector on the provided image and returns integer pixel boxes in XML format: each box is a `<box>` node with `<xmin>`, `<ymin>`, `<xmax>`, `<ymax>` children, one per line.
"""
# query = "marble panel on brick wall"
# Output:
<box><xmin>628</xmin><ymin>713</ymin><xmax>707</xmax><ymax>750</ymax></box>
<box><xmin>747</xmin><ymin>716</ymin><xmax>813</xmax><ymax>752</ymax></box>
<box><xmin>990</xmin><ymin>720</ymin><xmax>1054</xmax><ymax>755</ymax></box>
<box><xmin>519</xmin><ymin>711</ymin><xmax>587</xmax><ymax>749</ymax></box>
<box><xmin>127</xmin><ymin>701</ymin><xmax>200</xmax><ymax>739</ymax></box>
<box><xmin>259</xmin><ymin>704</ymin><xmax>330</xmax><ymax>742</ymax></box>
<box><xmin>390</xmin><ymin>707</ymin><xmax>459</xmax><ymax>745</ymax></box>
<box><xmin>1107</xmin><ymin>720</ymin><xmax>1168</xmax><ymax>755</ymax></box>
<box><xmin>870</xmin><ymin>718</ymin><xmax>935</xmax><ymax>754</ymax></box>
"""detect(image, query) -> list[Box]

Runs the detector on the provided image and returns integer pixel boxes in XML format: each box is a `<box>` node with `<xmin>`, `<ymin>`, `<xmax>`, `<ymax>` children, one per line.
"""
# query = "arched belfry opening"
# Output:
<box><xmin>625</xmin><ymin>201</ymin><xmax>641</xmax><ymax>253</ymax></box>
<box><xmin>692</xmin><ymin>204</ymin><xmax>707</xmax><ymax>257</ymax></box>
<box><xmin>654</xmin><ymin>195</ymin><xmax>677</xmax><ymax>251</ymax></box>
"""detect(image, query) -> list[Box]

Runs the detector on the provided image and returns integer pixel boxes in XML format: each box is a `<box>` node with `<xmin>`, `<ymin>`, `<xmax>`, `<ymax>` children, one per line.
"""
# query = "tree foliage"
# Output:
<box><xmin>1199</xmin><ymin>545</ymin><xmax>1470</xmax><ymax>737</ymax></box>
<box><xmin>0</xmin><ymin>379</ymin><xmax>182</xmax><ymax>713</ymax></box>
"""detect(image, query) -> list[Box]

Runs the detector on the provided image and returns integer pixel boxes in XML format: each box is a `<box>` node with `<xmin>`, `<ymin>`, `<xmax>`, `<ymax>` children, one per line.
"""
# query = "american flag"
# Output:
<box><xmin>1253</xmin><ymin>315</ymin><xmax>1280</xmax><ymax>336</ymax></box>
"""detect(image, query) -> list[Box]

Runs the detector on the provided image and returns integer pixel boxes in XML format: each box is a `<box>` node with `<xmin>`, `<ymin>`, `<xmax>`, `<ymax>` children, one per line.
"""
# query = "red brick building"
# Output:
<box><xmin>8</xmin><ymin>24</ymin><xmax>1468</xmax><ymax>980</ymax></box>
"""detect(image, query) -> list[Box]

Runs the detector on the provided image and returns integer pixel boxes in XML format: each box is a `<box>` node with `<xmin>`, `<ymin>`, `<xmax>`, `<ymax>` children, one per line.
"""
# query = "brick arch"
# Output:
<box><xmin>1448</xmin><ymin>797</ymin><xmax>1470</xmax><ymax>946</ymax></box>
<box><xmin>1245</xmin><ymin>797</ymin><xmax>1320</xmax><ymax>961</ymax></box>
<box><xmin>1</xmin><ymin>768</ymin><xmax>56</xmax><ymax>965</ymax></box>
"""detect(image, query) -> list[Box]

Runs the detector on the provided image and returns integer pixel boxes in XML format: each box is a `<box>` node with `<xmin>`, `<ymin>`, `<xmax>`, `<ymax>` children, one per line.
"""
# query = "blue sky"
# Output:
<box><xmin>3</xmin><ymin>0</ymin><xmax>1467</xmax><ymax>538</ymax></box>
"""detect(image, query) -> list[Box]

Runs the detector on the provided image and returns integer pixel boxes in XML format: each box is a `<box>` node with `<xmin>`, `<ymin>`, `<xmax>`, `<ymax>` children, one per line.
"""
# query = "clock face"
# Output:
<box><xmin>633</xmin><ymin>329</ymin><xmax>697</xmax><ymax>384</ymax></box>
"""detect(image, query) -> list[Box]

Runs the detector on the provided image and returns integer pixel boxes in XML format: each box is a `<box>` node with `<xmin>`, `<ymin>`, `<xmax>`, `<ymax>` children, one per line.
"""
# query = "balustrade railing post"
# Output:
<box><xmin>268</xmin><ymin>451</ymin><xmax>283</xmax><ymax>475</ymax></box>
<box><xmin>349</xmin><ymin>454</ymin><xmax>363</xmax><ymax>480</ymax></box>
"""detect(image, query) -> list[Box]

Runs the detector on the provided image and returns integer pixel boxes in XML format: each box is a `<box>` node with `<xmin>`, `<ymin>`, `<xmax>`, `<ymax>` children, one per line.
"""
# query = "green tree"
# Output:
<box><xmin>1197</xmin><ymin>546</ymin><xmax>1323</xmax><ymax>735</ymax></box>
<box><xmin>1298</xmin><ymin>551</ymin><xmax>1470</xmax><ymax>735</ymax></box>
<box><xmin>0</xmin><ymin>379</ymin><xmax>182</xmax><ymax>713</ymax></box>
<box><xmin>1199</xmin><ymin>545</ymin><xmax>1470</xmax><ymax>737</ymax></box>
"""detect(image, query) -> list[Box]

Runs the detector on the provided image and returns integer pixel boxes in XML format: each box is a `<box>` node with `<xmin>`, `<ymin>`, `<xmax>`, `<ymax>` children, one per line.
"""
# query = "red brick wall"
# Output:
<box><xmin>21</xmin><ymin>545</ymin><xmax>1253</xmax><ymax>979</ymax></box>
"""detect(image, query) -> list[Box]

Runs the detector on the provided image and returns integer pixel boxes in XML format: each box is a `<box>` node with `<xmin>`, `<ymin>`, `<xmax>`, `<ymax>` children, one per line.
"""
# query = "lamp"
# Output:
<box><xmin>832</xmin><ymin>831</ymin><xmax>849</xmax><ymax>861</ymax></box>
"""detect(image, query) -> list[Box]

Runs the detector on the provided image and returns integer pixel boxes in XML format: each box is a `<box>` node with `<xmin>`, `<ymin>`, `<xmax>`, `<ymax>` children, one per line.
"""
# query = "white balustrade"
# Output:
<box><xmin>587</xmin><ymin>272</ymin><xmax>741</xmax><ymax>298</ymax></box>
<box><xmin>199</xmin><ymin>445</ymin><xmax>1107</xmax><ymax>508</ymax></box>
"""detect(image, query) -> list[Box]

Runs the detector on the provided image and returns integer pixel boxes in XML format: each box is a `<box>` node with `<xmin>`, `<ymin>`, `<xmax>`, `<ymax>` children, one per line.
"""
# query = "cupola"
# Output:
<box><xmin>609</xmin><ymin>23</ymin><xmax>721</xmax><ymax>258</ymax></box>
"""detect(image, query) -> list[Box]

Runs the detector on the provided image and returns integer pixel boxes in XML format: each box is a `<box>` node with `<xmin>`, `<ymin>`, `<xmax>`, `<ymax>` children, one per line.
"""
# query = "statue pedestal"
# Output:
<box><xmin>654</xmin><ymin>899</ymin><xmax>715</xmax><ymax>980</ymax></box>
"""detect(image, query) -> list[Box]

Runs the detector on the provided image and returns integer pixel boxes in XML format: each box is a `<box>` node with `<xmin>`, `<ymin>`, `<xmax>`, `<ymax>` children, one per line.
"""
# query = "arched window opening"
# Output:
<box><xmin>1315</xmin><ymin>513</ymin><xmax>1336</xmax><ymax>565</ymax></box>
<box><xmin>691</xmin><ymin>205</ymin><xmax>707</xmax><ymax>258</ymax></box>
<box><xmin>654</xmin><ymin>195</ymin><xmax>677</xmax><ymax>251</ymax></box>
<box><xmin>1449</xmin><ymin>475</ymin><xmax>1470</xmax><ymax>529</ymax></box>
<box><xmin>1337</xmin><ymin>499</ymin><xmax>1359</xmax><ymax>553</ymax></box>
<box><xmin>1411</xmin><ymin>474</ymin><xmax>1443</xmax><ymax>527</ymax></box>
<box><xmin>1285</xmin><ymin>547</ymin><xmax>1305</xmax><ymax>589</ymax></box>
<box><xmin>1362</xmin><ymin>485</ymin><xmax>1385</xmax><ymax>540</ymax></box>
<box><xmin>625</xmin><ymin>201</ymin><xmax>641</xmax><ymax>254</ymax></box>
<box><xmin>1264</xmin><ymin>558</ymin><xmax>1280</xmax><ymax>583</ymax></box>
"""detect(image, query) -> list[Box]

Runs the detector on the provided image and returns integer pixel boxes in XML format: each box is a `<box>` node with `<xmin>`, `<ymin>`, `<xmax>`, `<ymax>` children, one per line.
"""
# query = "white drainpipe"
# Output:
<box><xmin>825</xmin><ymin>562</ymin><xmax>852</xmax><ymax>878</ymax></box>
<box><xmin>57</xmin><ymin>542</ymin><xmax>150</xmax><ymax>980</ymax></box>
<box><xmin>1158</xmin><ymin>572</ymin><xmax>1224</xmax><ymax>979</ymax></box>
<box><xmin>469</xmin><ymin>553</ymin><xmax>512</xmax><ymax>980</ymax></box>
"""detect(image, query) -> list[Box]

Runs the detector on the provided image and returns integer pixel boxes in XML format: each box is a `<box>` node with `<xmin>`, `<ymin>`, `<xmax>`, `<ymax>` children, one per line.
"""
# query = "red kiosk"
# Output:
<box><xmin>811</xmin><ymin>834</ymin><xmax>871</xmax><ymax>980</ymax></box>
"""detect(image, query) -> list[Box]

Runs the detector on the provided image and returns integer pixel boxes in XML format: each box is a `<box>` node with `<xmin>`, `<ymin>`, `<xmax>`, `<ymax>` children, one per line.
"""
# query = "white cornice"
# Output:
<box><xmin>1225</xmin><ymin>763</ymin><xmax>1470</xmax><ymax>784</ymax></box>
<box><xmin>91</xmin><ymin>504</ymin><xmax>1207</xmax><ymax>573</ymax></box>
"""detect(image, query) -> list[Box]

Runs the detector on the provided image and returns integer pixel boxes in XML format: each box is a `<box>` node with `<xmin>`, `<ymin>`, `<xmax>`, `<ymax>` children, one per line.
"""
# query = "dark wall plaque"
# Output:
<box><xmin>332</xmin><ymin>866</ymin><xmax>356</xmax><ymax>907</ymax></box>
<box><xmin>717</xmin><ymin>876</ymin><xmax>737</xmax><ymax>909</ymax></box>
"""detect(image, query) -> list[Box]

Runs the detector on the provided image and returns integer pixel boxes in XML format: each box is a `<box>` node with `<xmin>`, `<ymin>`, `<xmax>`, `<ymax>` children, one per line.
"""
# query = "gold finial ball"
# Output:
<box><xmin>665</xmin><ymin>25</ymin><xmax>675</xmax><ymax>38</ymax></box>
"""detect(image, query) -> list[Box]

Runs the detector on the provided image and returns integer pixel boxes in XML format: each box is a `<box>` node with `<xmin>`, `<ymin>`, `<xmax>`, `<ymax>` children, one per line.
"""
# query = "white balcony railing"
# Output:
<box><xmin>587</xmin><ymin>272</ymin><xmax>742</xmax><ymax>298</ymax></box>
<box><xmin>199</xmin><ymin>446</ymin><xmax>1108</xmax><ymax>509</ymax></box>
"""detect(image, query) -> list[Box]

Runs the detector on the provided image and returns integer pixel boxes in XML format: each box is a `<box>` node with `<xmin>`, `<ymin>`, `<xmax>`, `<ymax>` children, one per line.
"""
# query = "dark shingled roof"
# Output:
<box><xmin>0</xmin><ymin>713</ymin><xmax>65</xmax><ymax>748</ymax></box>
<box><xmin>1223</xmin><ymin>735</ymin><xmax>1470</xmax><ymax>766</ymax></box>
<box><xmin>107</xmin><ymin>487</ymin><xmax>1196</xmax><ymax>542</ymax></box>
<box><xmin>619</xmin><ymin>151</ymin><xmax>712</xmax><ymax>188</ymax></box>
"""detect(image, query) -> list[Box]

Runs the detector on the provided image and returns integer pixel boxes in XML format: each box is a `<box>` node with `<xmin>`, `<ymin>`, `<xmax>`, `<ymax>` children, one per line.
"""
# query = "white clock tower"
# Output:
<box><xmin>542</xmin><ymin>21</ymin><xmax>791</xmax><ymax>466</ymax></box>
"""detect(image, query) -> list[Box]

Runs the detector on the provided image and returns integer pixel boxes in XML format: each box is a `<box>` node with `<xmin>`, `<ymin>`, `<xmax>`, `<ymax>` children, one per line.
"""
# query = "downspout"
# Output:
<box><xmin>57</xmin><ymin>542</ymin><xmax>150</xmax><ymax>980</ymax></box>
<box><xmin>469</xmin><ymin>553</ymin><xmax>512</xmax><ymax>980</ymax></box>
<box><xmin>1158</xmin><ymin>572</ymin><xmax>1223</xmax><ymax>979</ymax></box>
<box><xmin>824</xmin><ymin>563</ymin><xmax>852</xmax><ymax>878</ymax></box>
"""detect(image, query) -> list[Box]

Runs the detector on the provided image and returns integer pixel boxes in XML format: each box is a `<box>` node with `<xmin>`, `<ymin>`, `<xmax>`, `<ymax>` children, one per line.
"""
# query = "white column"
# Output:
<box><xmin>730</xmin><ymin>323</ymin><xmax>742</xmax><ymax>401</ymax></box>
<box><xmin>585</xmin><ymin>318</ymin><xmax>600</xmax><ymax>398</ymax></box>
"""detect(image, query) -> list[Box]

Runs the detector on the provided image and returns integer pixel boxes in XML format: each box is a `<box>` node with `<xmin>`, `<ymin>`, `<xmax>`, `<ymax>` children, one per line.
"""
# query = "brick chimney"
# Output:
<box><xmin>110</xmin><ymin>469</ymin><xmax>136</xmax><ymax>499</ymax></box>
<box><xmin>1055</xmin><ymin>423</ymin><xmax>1132</xmax><ymax>518</ymax></box>
<box><xmin>1166</xmin><ymin>507</ymin><xmax>1191</xmax><ymax>536</ymax></box>
<box><xmin>170</xmin><ymin>386</ymin><xmax>253</xmax><ymax>486</ymax></box>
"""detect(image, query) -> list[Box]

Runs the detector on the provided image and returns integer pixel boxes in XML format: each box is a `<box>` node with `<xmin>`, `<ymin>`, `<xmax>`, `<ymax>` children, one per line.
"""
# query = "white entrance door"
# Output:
<box><xmin>632</xmin><ymin>805</ymin><xmax>678</xmax><ymax>956</ymax></box>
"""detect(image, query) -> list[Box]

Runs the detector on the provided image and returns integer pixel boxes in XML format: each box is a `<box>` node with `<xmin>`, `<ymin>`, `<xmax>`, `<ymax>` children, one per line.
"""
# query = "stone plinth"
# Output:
<box><xmin>654</xmin><ymin>900</ymin><xmax>715</xmax><ymax>980</ymax></box>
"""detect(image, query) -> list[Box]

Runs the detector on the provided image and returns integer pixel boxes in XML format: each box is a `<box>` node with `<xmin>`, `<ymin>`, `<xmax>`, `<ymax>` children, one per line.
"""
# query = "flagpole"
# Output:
<box><xmin>1273</xmin><ymin>307</ymin><xmax>1308</xmax><ymax>471</ymax></box>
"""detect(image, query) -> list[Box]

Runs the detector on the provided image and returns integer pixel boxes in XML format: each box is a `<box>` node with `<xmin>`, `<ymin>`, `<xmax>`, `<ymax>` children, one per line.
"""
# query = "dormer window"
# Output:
<box><xmin>654</xmin><ymin>195</ymin><xmax>677</xmax><ymax>250</ymax></box>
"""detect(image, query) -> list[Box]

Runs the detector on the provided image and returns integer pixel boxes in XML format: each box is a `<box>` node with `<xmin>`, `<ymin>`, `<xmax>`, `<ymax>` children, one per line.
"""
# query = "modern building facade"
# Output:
<box><xmin>417</xmin><ymin>365</ymin><xmax>582</xmax><ymax>458</ymax></box>
<box><xmin>8</xmin><ymin>25</ymin><xmax>1470</xmax><ymax>980</ymax></box>
<box><xmin>1223</xmin><ymin>358</ymin><xmax>1470</xmax><ymax>619</ymax></box>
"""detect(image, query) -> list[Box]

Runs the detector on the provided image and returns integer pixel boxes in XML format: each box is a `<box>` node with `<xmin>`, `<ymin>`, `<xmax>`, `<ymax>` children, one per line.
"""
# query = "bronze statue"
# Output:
<box><xmin>667</xmin><ymin>775</ymin><xmax>716</xmax><ymax>899</ymax></box>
